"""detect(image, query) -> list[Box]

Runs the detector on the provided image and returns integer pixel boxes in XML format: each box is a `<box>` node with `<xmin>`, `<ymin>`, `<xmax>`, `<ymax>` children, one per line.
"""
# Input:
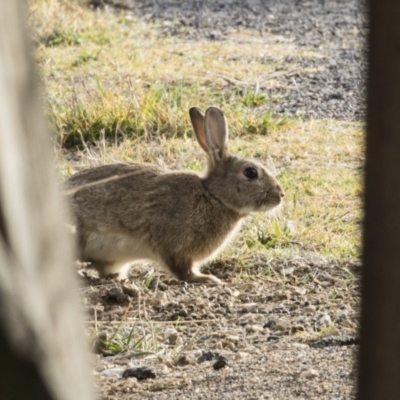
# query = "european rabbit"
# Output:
<box><xmin>66</xmin><ymin>106</ymin><xmax>284</xmax><ymax>284</ymax></box>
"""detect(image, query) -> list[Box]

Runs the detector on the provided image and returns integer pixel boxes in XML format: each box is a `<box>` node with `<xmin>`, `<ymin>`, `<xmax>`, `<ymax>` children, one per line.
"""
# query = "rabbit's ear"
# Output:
<box><xmin>205</xmin><ymin>106</ymin><xmax>229</xmax><ymax>164</ymax></box>
<box><xmin>189</xmin><ymin>107</ymin><xmax>208</xmax><ymax>153</ymax></box>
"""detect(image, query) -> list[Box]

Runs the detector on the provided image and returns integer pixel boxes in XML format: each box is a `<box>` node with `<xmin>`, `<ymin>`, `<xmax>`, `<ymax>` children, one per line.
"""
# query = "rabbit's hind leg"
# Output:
<box><xmin>188</xmin><ymin>272</ymin><xmax>221</xmax><ymax>285</ymax></box>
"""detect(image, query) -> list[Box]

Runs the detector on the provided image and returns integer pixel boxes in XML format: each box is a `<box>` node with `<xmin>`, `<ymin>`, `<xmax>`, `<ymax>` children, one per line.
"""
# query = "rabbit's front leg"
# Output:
<box><xmin>165</xmin><ymin>256</ymin><xmax>221</xmax><ymax>284</ymax></box>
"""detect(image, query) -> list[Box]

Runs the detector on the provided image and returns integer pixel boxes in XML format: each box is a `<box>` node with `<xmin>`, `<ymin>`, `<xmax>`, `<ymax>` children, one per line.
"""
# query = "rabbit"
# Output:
<box><xmin>66</xmin><ymin>106</ymin><xmax>284</xmax><ymax>284</ymax></box>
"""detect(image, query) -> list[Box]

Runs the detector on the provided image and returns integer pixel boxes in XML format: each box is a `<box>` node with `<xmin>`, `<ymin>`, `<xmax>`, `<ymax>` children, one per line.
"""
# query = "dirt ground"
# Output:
<box><xmin>80</xmin><ymin>1</ymin><xmax>365</xmax><ymax>399</ymax></box>
<box><xmin>85</xmin><ymin>257</ymin><xmax>359</xmax><ymax>399</ymax></box>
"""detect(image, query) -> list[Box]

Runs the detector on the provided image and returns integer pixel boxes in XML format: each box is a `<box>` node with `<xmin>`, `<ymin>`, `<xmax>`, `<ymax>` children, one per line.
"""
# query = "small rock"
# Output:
<box><xmin>210</xmin><ymin>331</ymin><xmax>225</xmax><ymax>339</ymax></box>
<box><xmin>164</xmin><ymin>327</ymin><xmax>179</xmax><ymax>345</ymax></box>
<box><xmin>122</xmin><ymin>367</ymin><xmax>156</xmax><ymax>380</ymax></box>
<box><xmin>150</xmin><ymin>291</ymin><xmax>168</xmax><ymax>308</ymax></box>
<box><xmin>334</xmin><ymin>310</ymin><xmax>349</xmax><ymax>322</ymax></box>
<box><xmin>176</xmin><ymin>355</ymin><xmax>189</xmax><ymax>367</ymax></box>
<box><xmin>197</xmin><ymin>351</ymin><xmax>216</xmax><ymax>363</ymax></box>
<box><xmin>292</xmin><ymin>343</ymin><xmax>310</xmax><ymax>350</ymax></box>
<box><xmin>292</xmin><ymin>286</ymin><xmax>307</xmax><ymax>296</ymax></box>
<box><xmin>149</xmin><ymin>381</ymin><xmax>167</xmax><ymax>392</ymax></box>
<box><xmin>275</xmin><ymin>320</ymin><xmax>291</xmax><ymax>331</ymax></box>
<box><xmin>178</xmin><ymin>308</ymin><xmax>189</xmax><ymax>318</ymax></box>
<box><xmin>301</xmin><ymin>369</ymin><xmax>319</xmax><ymax>379</ymax></box>
<box><xmin>240</xmin><ymin>303</ymin><xmax>258</xmax><ymax>313</ymax></box>
<box><xmin>304</xmin><ymin>305</ymin><xmax>317</xmax><ymax>314</ymax></box>
<box><xmin>264</xmin><ymin>320</ymin><xmax>276</xmax><ymax>329</ymax></box>
<box><xmin>246</xmin><ymin>324</ymin><xmax>264</xmax><ymax>333</ymax></box>
<box><xmin>223</xmin><ymin>287</ymin><xmax>233</xmax><ymax>296</ymax></box>
<box><xmin>318</xmin><ymin>314</ymin><xmax>332</xmax><ymax>326</ymax></box>
<box><xmin>105</xmin><ymin>286</ymin><xmax>129</xmax><ymax>304</ymax></box>
<box><xmin>235</xmin><ymin>351</ymin><xmax>251</xmax><ymax>360</ymax></box>
<box><xmin>281</xmin><ymin>267</ymin><xmax>295</xmax><ymax>275</ymax></box>
<box><xmin>120</xmin><ymin>379</ymin><xmax>139</xmax><ymax>391</ymax></box>
<box><xmin>213</xmin><ymin>356</ymin><xmax>228</xmax><ymax>370</ymax></box>
<box><xmin>222</xmin><ymin>341</ymin><xmax>236</xmax><ymax>350</ymax></box>
<box><xmin>102</xmin><ymin>368</ymin><xmax>125</xmax><ymax>378</ymax></box>
<box><xmin>121</xmin><ymin>283</ymin><xmax>140</xmax><ymax>298</ymax></box>
<box><xmin>226</xmin><ymin>334</ymin><xmax>240</xmax><ymax>343</ymax></box>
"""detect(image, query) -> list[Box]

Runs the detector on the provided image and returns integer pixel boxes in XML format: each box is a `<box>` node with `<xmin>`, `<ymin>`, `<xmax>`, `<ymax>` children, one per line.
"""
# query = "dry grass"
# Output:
<box><xmin>30</xmin><ymin>0</ymin><xmax>363</xmax><ymax>270</ymax></box>
<box><xmin>29</xmin><ymin>0</ymin><xmax>317</xmax><ymax>145</ymax></box>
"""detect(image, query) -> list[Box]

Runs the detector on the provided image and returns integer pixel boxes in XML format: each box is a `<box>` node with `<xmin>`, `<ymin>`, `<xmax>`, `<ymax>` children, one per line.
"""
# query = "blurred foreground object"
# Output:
<box><xmin>0</xmin><ymin>2</ymin><xmax>94</xmax><ymax>399</ymax></box>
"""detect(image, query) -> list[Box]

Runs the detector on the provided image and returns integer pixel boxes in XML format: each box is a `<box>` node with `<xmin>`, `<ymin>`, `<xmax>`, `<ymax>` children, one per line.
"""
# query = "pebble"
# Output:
<box><xmin>292</xmin><ymin>286</ymin><xmax>307</xmax><ymax>296</ymax></box>
<box><xmin>235</xmin><ymin>351</ymin><xmax>251</xmax><ymax>360</ymax></box>
<box><xmin>318</xmin><ymin>314</ymin><xmax>332</xmax><ymax>326</ymax></box>
<box><xmin>281</xmin><ymin>267</ymin><xmax>295</xmax><ymax>275</ymax></box>
<box><xmin>226</xmin><ymin>334</ymin><xmax>240</xmax><ymax>343</ymax></box>
<box><xmin>105</xmin><ymin>286</ymin><xmax>129</xmax><ymax>304</ymax></box>
<box><xmin>120</xmin><ymin>379</ymin><xmax>139</xmax><ymax>391</ymax></box>
<box><xmin>102</xmin><ymin>368</ymin><xmax>125</xmax><ymax>378</ymax></box>
<box><xmin>122</xmin><ymin>366</ymin><xmax>156</xmax><ymax>380</ymax></box>
<box><xmin>164</xmin><ymin>327</ymin><xmax>180</xmax><ymax>345</ymax></box>
<box><xmin>275</xmin><ymin>320</ymin><xmax>291</xmax><ymax>331</ymax></box>
<box><xmin>150</xmin><ymin>291</ymin><xmax>168</xmax><ymax>307</ymax></box>
<box><xmin>304</xmin><ymin>305</ymin><xmax>317</xmax><ymax>314</ymax></box>
<box><xmin>301</xmin><ymin>369</ymin><xmax>320</xmax><ymax>379</ymax></box>
<box><xmin>292</xmin><ymin>343</ymin><xmax>310</xmax><ymax>350</ymax></box>
<box><xmin>240</xmin><ymin>303</ymin><xmax>258</xmax><ymax>312</ymax></box>
<box><xmin>121</xmin><ymin>283</ymin><xmax>140</xmax><ymax>298</ymax></box>
<box><xmin>246</xmin><ymin>324</ymin><xmax>264</xmax><ymax>333</ymax></box>
<box><xmin>176</xmin><ymin>355</ymin><xmax>189</xmax><ymax>367</ymax></box>
<box><xmin>213</xmin><ymin>355</ymin><xmax>228</xmax><ymax>370</ymax></box>
<box><xmin>222</xmin><ymin>341</ymin><xmax>236</xmax><ymax>350</ymax></box>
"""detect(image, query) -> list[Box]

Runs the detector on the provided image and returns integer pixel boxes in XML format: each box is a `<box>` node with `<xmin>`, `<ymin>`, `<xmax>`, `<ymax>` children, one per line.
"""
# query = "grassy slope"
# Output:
<box><xmin>29</xmin><ymin>0</ymin><xmax>363</xmax><ymax>269</ymax></box>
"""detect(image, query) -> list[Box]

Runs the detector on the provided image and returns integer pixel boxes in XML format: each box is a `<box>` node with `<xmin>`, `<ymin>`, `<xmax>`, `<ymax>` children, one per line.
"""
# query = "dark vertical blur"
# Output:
<box><xmin>358</xmin><ymin>0</ymin><xmax>400</xmax><ymax>398</ymax></box>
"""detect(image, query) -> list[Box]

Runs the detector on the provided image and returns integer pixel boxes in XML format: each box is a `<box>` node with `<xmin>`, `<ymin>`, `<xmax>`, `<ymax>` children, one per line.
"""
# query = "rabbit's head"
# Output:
<box><xmin>190</xmin><ymin>106</ymin><xmax>284</xmax><ymax>216</ymax></box>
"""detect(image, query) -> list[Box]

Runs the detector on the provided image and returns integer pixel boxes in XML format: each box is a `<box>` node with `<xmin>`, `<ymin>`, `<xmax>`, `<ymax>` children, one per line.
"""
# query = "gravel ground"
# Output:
<box><xmin>82</xmin><ymin>1</ymin><xmax>364</xmax><ymax>398</ymax></box>
<box><xmin>85</xmin><ymin>257</ymin><xmax>360</xmax><ymax>399</ymax></box>
<box><xmin>92</xmin><ymin>0</ymin><xmax>367</xmax><ymax>121</ymax></box>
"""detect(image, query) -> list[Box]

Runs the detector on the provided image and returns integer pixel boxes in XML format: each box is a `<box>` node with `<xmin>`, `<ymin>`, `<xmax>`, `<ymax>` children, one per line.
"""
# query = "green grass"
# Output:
<box><xmin>94</xmin><ymin>323</ymin><xmax>161</xmax><ymax>356</ymax></box>
<box><xmin>29</xmin><ymin>0</ymin><xmax>313</xmax><ymax>145</ymax></box>
<box><xmin>30</xmin><ymin>0</ymin><xmax>363</xmax><ymax>265</ymax></box>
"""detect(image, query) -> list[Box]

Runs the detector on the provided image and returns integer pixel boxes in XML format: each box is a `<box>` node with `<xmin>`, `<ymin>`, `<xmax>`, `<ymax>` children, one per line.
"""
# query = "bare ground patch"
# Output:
<box><xmin>84</xmin><ymin>256</ymin><xmax>359</xmax><ymax>399</ymax></box>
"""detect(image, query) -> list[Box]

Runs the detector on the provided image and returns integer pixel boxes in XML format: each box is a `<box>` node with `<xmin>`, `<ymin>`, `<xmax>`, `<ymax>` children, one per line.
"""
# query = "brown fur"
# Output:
<box><xmin>66</xmin><ymin>106</ymin><xmax>284</xmax><ymax>284</ymax></box>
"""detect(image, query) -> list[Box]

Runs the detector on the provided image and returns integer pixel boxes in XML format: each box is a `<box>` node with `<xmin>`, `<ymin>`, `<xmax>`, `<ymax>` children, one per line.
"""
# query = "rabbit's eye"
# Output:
<box><xmin>244</xmin><ymin>167</ymin><xmax>258</xmax><ymax>179</ymax></box>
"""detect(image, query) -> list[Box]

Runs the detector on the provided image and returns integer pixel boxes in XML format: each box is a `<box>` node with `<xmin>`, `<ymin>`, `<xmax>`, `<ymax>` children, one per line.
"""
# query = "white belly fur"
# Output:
<box><xmin>84</xmin><ymin>219</ymin><xmax>243</xmax><ymax>275</ymax></box>
<box><xmin>84</xmin><ymin>231</ymin><xmax>157</xmax><ymax>264</ymax></box>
